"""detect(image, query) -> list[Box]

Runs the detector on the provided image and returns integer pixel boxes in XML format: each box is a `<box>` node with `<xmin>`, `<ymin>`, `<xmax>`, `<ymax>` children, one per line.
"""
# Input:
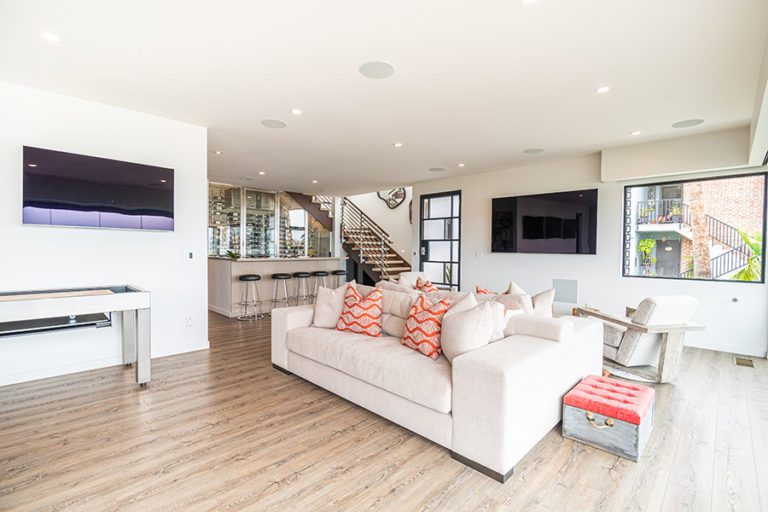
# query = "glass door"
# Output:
<box><xmin>419</xmin><ymin>191</ymin><xmax>461</xmax><ymax>290</ymax></box>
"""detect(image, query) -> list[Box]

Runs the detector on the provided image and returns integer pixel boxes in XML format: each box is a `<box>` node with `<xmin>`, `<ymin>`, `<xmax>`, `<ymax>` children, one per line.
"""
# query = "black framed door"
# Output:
<box><xmin>419</xmin><ymin>191</ymin><xmax>461</xmax><ymax>290</ymax></box>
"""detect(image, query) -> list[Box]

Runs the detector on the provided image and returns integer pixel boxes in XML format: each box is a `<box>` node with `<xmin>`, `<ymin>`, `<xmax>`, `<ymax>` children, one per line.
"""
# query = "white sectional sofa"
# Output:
<box><xmin>271</xmin><ymin>303</ymin><xmax>603</xmax><ymax>482</ymax></box>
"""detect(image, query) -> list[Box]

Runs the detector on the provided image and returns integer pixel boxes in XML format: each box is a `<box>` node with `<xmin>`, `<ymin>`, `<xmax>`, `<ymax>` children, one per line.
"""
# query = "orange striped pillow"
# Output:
<box><xmin>416</xmin><ymin>277</ymin><xmax>439</xmax><ymax>293</ymax></box>
<box><xmin>476</xmin><ymin>285</ymin><xmax>495</xmax><ymax>295</ymax></box>
<box><xmin>401</xmin><ymin>294</ymin><xmax>453</xmax><ymax>360</ymax></box>
<box><xmin>336</xmin><ymin>285</ymin><xmax>383</xmax><ymax>337</ymax></box>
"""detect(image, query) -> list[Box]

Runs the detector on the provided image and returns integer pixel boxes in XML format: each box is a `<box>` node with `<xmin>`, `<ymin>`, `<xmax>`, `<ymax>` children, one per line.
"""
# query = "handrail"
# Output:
<box><xmin>342</xmin><ymin>198</ymin><xmax>392</xmax><ymax>240</ymax></box>
<box><xmin>678</xmin><ymin>244</ymin><xmax>750</xmax><ymax>278</ymax></box>
<box><xmin>340</xmin><ymin>197</ymin><xmax>397</xmax><ymax>279</ymax></box>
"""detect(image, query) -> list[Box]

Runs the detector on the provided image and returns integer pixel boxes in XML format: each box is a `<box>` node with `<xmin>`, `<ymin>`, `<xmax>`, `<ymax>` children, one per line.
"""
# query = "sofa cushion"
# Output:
<box><xmin>376</xmin><ymin>280</ymin><xmax>422</xmax><ymax>295</ymax></box>
<box><xmin>287</xmin><ymin>326</ymin><xmax>452</xmax><ymax>413</ymax></box>
<box><xmin>402</xmin><ymin>294</ymin><xmax>454</xmax><ymax>360</ymax></box>
<box><xmin>313</xmin><ymin>282</ymin><xmax>354</xmax><ymax>328</ymax></box>
<box><xmin>416</xmin><ymin>277</ymin><xmax>439</xmax><ymax>292</ymax></box>
<box><xmin>442</xmin><ymin>301</ymin><xmax>494</xmax><ymax>362</ymax></box>
<box><xmin>336</xmin><ymin>286</ymin><xmax>383</xmax><ymax>337</ymax></box>
<box><xmin>381</xmin><ymin>313</ymin><xmax>406</xmax><ymax>338</ymax></box>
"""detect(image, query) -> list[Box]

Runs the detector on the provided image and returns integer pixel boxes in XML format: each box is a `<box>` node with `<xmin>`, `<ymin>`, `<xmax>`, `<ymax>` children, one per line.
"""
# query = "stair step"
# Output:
<box><xmin>373</xmin><ymin>267</ymin><xmax>411</xmax><ymax>272</ymax></box>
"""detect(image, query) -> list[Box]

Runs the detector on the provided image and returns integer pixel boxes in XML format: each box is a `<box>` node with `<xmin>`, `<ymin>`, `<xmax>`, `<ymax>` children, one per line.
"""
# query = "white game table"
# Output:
<box><xmin>0</xmin><ymin>285</ymin><xmax>151</xmax><ymax>386</ymax></box>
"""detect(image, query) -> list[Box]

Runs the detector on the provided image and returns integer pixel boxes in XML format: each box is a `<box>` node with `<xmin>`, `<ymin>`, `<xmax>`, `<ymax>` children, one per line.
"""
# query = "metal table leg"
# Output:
<box><xmin>136</xmin><ymin>308</ymin><xmax>151</xmax><ymax>386</ymax></box>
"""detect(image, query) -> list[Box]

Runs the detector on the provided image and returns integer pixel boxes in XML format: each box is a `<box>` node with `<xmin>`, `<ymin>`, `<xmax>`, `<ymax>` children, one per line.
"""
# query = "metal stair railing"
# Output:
<box><xmin>340</xmin><ymin>197</ymin><xmax>397</xmax><ymax>280</ymax></box>
<box><xmin>678</xmin><ymin>243</ymin><xmax>750</xmax><ymax>278</ymax></box>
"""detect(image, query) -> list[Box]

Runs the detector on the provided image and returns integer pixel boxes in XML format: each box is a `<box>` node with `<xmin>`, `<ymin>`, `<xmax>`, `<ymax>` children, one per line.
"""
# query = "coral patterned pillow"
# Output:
<box><xmin>401</xmin><ymin>295</ymin><xmax>453</xmax><ymax>360</ymax></box>
<box><xmin>476</xmin><ymin>285</ymin><xmax>495</xmax><ymax>295</ymax></box>
<box><xmin>336</xmin><ymin>285</ymin><xmax>383</xmax><ymax>337</ymax></box>
<box><xmin>415</xmin><ymin>277</ymin><xmax>439</xmax><ymax>293</ymax></box>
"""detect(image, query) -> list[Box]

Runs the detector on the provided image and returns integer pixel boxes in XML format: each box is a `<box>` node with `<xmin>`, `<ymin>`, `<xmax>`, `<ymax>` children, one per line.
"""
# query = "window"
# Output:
<box><xmin>244</xmin><ymin>189</ymin><xmax>276</xmax><ymax>258</ymax></box>
<box><xmin>419</xmin><ymin>191</ymin><xmax>461</xmax><ymax>290</ymax></box>
<box><xmin>208</xmin><ymin>185</ymin><xmax>332</xmax><ymax>259</ymax></box>
<box><xmin>208</xmin><ymin>183</ymin><xmax>241</xmax><ymax>256</ymax></box>
<box><xmin>622</xmin><ymin>173</ymin><xmax>766</xmax><ymax>283</ymax></box>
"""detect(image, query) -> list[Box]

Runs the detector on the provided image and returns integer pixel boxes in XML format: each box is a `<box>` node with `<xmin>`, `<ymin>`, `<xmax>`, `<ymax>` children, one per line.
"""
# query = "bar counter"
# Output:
<box><xmin>208</xmin><ymin>257</ymin><xmax>347</xmax><ymax>317</ymax></box>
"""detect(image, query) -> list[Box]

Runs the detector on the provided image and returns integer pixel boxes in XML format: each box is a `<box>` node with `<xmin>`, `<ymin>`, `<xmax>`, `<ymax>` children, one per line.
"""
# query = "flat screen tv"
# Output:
<box><xmin>22</xmin><ymin>146</ymin><xmax>174</xmax><ymax>231</ymax></box>
<box><xmin>492</xmin><ymin>189</ymin><xmax>597</xmax><ymax>254</ymax></box>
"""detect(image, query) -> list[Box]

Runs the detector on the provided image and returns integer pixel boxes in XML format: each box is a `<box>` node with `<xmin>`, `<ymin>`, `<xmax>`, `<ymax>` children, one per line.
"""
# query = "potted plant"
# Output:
<box><xmin>668</xmin><ymin>204</ymin><xmax>682</xmax><ymax>223</ymax></box>
<box><xmin>638</xmin><ymin>238</ymin><xmax>656</xmax><ymax>276</ymax></box>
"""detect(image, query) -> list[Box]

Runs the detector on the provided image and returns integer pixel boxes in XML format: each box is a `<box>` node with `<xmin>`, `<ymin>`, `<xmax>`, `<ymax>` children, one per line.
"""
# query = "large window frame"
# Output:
<box><xmin>208</xmin><ymin>183</ymin><xmax>332</xmax><ymax>259</ymax></box>
<box><xmin>621</xmin><ymin>172</ymin><xmax>767</xmax><ymax>284</ymax></box>
<box><xmin>419</xmin><ymin>190</ymin><xmax>462</xmax><ymax>290</ymax></box>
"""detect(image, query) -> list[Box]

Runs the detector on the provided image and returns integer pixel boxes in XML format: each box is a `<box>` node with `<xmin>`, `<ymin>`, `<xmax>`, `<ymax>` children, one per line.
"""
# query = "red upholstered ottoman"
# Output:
<box><xmin>562</xmin><ymin>375</ymin><xmax>655</xmax><ymax>461</ymax></box>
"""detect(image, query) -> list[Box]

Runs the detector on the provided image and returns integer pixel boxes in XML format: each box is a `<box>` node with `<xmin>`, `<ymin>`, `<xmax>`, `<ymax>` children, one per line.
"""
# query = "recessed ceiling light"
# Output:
<box><xmin>672</xmin><ymin>119</ymin><xmax>704</xmax><ymax>128</ymax></box>
<box><xmin>629</xmin><ymin>130</ymin><xmax>642</xmax><ymax>136</ymax></box>
<box><xmin>214</xmin><ymin>150</ymin><xmax>223</xmax><ymax>155</ymax></box>
<box><xmin>429</xmin><ymin>167</ymin><xmax>447</xmax><ymax>173</ymax></box>
<box><xmin>523</xmin><ymin>148</ymin><xmax>544</xmax><ymax>154</ymax></box>
<box><xmin>27</xmin><ymin>163</ymin><xmax>37</xmax><ymax>167</ymax></box>
<box><xmin>359</xmin><ymin>61</ymin><xmax>395</xmax><ymax>79</ymax></box>
<box><xmin>457</xmin><ymin>162</ymin><xmax>466</xmax><ymax>168</ymax></box>
<box><xmin>261</xmin><ymin>119</ymin><xmax>287</xmax><ymax>129</ymax></box>
<box><xmin>160</xmin><ymin>179</ymin><xmax>167</xmax><ymax>183</ymax></box>
<box><xmin>290</xmin><ymin>108</ymin><xmax>303</xmax><ymax>116</ymax></box>
<box><xmin>595</xmin><ymin>85</ymin><xmax>612</xmax><ymax>94</ymax></box>
<box><xmin>39</xmin><ymin>31</ymin><xmax>60</xmax><ymax>43</ymax></box>
<box><xmin>393</xmin><ymin>142</ymin><xmax>403</xmax><ymax>148</ymax></box>
<box><xmin>312</xmin><ymin>180</ymin><xmax>319</xmax><ymax>184</ymax></box>
<box><xmin>258</xmin><ymin>171</ymin><xmax>266</xmax><ymax>175</ymax></box>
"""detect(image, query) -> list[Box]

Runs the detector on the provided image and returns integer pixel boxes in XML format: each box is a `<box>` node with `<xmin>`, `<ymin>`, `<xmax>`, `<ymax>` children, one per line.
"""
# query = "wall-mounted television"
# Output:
<box><xmin>492</xmin><ymin>189</ymin><xmax>597</xmax><ymax>254</ymax></box>
<box><xmin>22</xmin><ymin>146</ymin><xmax>174</xmax><ymax>231</ymax></box>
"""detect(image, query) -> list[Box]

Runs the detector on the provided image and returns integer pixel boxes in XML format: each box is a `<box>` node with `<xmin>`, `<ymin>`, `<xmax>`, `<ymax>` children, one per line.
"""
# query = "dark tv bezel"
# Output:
<box><xmin>491</xmin><ymin>188</ymin><xmax>598</xmax><ymax>255</ymax></box>
<box><xmin>22</xmin><ymin>146</ymin><xmax>175</xmax><ymax>232</ymax></box>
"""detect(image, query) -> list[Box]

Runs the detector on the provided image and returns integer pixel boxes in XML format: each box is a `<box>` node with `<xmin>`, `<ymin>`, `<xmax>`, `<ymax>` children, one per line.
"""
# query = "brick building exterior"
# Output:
<box><xmin>679</xmin><ymin>174</ymin><xmax>765</xmax><ymax>273</ymax></box>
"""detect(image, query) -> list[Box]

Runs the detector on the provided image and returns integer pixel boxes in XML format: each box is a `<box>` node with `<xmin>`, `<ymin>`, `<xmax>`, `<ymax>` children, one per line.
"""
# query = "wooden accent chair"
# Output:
<box><xmin>576</xmin><ymin>296</ymin><xmax>703</xmax><ymax>383</ymax></box>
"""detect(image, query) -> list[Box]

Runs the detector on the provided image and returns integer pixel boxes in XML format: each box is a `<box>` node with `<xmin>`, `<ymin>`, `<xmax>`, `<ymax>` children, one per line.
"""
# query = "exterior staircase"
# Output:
<box><xmin>296</xmin><ymin>194</ymin><xmax>411</xmax><ymax>282</ymax></box>
<box><xmin>636</xmin><ymin>199</ymin><xmax>751</xmax><ymax>278</ymax></box>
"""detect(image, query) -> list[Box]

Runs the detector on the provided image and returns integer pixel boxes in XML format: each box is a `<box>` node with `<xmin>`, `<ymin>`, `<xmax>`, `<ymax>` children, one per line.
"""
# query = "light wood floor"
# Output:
<box><xmin>1</xmin><ymin>313</ymin><xmax>766</xmax><ymax>511</ymax></box>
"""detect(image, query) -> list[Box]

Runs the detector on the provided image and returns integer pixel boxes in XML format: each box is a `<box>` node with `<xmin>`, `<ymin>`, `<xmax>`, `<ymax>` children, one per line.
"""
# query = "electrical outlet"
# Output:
<box><xmin>185</xmin><ymin>316</ymin><xmax>193</xmax><ymax>328</ymax></box>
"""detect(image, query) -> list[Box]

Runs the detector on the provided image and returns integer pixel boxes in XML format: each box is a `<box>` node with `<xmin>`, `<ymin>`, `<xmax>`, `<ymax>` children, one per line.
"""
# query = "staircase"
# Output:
<box><xmin>637</xmin><ymin>200</ymin><xmax>752</xmax><ymax>278</ymax></box>
<box><xmin>293</xmin><ymin>194</ymin><xmax>412</xmax><ymax>282</ymax></box>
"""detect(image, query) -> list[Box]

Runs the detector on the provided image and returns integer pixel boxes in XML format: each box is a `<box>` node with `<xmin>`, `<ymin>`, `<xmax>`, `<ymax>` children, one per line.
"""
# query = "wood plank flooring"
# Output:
<box><xmin>1</xmin><ymin>312</ymin><xmax>766</xmax><ymax>511</ymax></box>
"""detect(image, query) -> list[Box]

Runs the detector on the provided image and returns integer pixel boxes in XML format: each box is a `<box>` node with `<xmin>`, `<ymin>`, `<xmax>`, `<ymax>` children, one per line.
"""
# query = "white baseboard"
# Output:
<box><xmin>208</xmin><ymin>304</ymin><xmax>233</xmax><ymax>317</ymax></box>
<box><xmin>0</xmin><ymin>356</ymin><xmax>125</xmax><ymax>387</ymax></box>
<box><xmin>685</xmin><ymin>339</ymin><xmax>767</xmax><ymax>358</ymax></box>
<box><xmin>0</xmin><ymin>340</ymin><xmax>210</xmax><ymax>387</ymax></box>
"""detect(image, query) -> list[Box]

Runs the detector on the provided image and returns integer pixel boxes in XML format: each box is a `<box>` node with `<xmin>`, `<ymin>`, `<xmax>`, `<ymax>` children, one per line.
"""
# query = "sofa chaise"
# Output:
<box><xmin>271</xmin><ymin>303</ymin><xmax>602</xmax><ymax>482</ymax></box>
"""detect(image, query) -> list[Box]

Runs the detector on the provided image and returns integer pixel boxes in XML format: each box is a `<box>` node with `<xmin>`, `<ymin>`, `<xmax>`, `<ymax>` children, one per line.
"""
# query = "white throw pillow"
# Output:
<box><xmin>507</xmin><ymin>281</ymin><xmax>527</xmax><ymax>295</ymax></box>
<box><xmin>493</xmin><ymin>293</ymin><xmax>534</xmax><ymax>315</ymax></box>
<box><xmin>443</xmin><ymin>292</ymin><xmax>478</xmax><ymax>318</ymax></box>
<box><xmin>504</xmin><ymin>315</ymin><xmax>574</xmax><ymax>342</ymax></box>
<box><xmin>429</xmin><ymin>290</ymin><xmax>470</xmax><ymax>303</ymax></box>
<box><xmin>381</xmin><ymin>313</ymin><xmax>407</xmax><ymax>338</ymax></box>
<box><xmin>376</xmin><ymin>280</ymin><xmax>422</xmax><ymax>295</ymax></box>
<box><xmin>381</xmin><ymin>289</ymin><xmax>419</xmax><ymax>318</ymax></box>
<box><xmin>398</xmin><ymin>272</ymin><xmax>427</xmax><ymax>289</ymax></box>
<box><xmin>532</xmin><ymin>288</ymin><xmax>556</xmax><ymax>317</ymax></box>
<box><xmin>488</xmin><ymin>301</ymin><xmax>513</xmax><ymax>342</ymax></box>
<box><xmin>441</xmin><ymin>301</ymin><xmax>494</xmax><ymax>363</ymax></box>
<box><xmin>313</xmin><ymin>281</ymin><xmax>355</xmax><ymax>328</ymax></box>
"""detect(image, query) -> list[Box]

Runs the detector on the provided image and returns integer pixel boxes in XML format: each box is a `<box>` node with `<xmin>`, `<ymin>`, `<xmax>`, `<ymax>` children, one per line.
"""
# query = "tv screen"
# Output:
<box><xmin>22</xmin><ymin>146</ymin><xmax>174</xmax><ymax>231</ymax></box>
<box><xmin>491</xmin><ymin>189</ymin><xmax>597</xmax><ymax>254</ymax></box>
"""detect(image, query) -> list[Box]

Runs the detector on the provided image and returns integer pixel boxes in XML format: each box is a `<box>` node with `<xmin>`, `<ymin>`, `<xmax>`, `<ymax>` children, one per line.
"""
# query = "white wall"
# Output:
<box><xmin>347</xmin><ymin>187</ymin><xmax>413</xmax><ymax>263</ymax></box>
<box><xmin>412</xmin><ymin>154</ymin><xmax>768</xmax><ymax>357</ymax></box>
<box><xmin>0</xmin><ymin>82</ymin><xmax>209</xmax><ymax>385</ymax></box>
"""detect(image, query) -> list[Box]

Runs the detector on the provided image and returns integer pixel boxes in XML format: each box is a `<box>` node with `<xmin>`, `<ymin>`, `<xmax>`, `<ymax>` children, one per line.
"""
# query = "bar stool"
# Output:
<box><xmin>271</xmin><ymin>273</ymin><xmax>292</xmax><ymax>311</ymax></box>
<box><xmin>332</xmin><ymin>269</ymin><xmax>348</xmax><ymax>288</ymax></box>
<box><xmin>237</xmin><ymin>274</ymin><xmax>264</xmax><ymax>321</ymax></box>
<box><xmin>292</xmin><ymin>271</ymin><xmax>312</xmax><ymax>305</ymax></box>
<box><xmin>310</xmin><ymin>271</ymin><xmax>329</xmax><ymax>302</ymax></box>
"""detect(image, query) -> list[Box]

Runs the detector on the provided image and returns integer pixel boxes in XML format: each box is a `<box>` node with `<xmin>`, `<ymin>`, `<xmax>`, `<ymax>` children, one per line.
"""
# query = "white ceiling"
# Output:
<box><xmin>1</xmin><ymin>0</ymin><xmax>767</xmax><ymax>195</ymax></box>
